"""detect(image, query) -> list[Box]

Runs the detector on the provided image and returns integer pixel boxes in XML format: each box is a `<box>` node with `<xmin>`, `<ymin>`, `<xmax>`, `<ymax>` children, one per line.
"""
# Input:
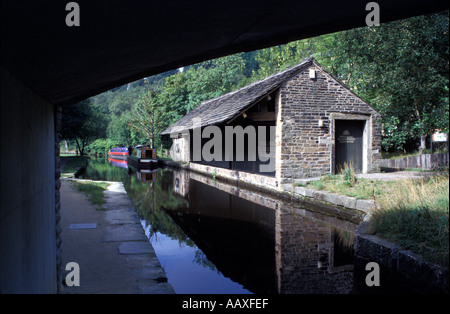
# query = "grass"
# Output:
<box><xmin>158</xmin><ymin>156</ymin><xmax>173</xmax><ymax>161</ymax></box>
<box><xmin>298</xmin><ymin>163</ymin><xmax>449</xmax><ymax>266</ymax></box>
<box><xmin>70</xmin><ymin>180</ymin><xmax>110</xmax><ymax>211</ymax></box>
<box><xmin>370</xmin><ymin>174</ymin><xmax>449</xmax><ymax>267</ymax></box>
<box><xmin>303</xmin><ymin>168</ymin><xmax>397</xmax><ymax>200</ymax></box>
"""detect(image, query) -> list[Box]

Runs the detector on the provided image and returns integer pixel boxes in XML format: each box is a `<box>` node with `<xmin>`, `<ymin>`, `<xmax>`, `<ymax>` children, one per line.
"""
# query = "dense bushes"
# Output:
<box><xmin>88</xmin><ymin>139</ymin><xmax>122</xmax><ymax>157</ymax></box>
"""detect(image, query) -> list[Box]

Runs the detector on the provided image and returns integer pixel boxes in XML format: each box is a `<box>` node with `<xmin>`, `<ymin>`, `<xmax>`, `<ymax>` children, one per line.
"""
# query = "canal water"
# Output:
<box><xmin>81</xmin><ymin>158</ymin><xmax>365</xmax><ymax>294</ymax></box>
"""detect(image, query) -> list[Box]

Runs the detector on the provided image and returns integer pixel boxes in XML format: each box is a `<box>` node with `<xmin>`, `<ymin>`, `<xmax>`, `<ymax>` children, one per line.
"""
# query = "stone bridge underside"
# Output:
<box><xmin>2</xmin><ymin>0</ymin><xmax>448</xmax><ymax>106</ymax></box>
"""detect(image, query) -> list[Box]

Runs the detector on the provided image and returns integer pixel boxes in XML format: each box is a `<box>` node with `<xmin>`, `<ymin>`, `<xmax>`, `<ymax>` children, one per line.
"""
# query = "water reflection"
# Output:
<box><xmin>108</xmin><ymin>157</ymin><xmax>128</xmax><ymax>169</ymax></box>
<box><xmin>166</xmin><ymin>169</ymin><xmax>361</xmax><ymax>294</ymax></box>
<box><xmin>82</xmin><ymin>159</ymin><xmax>363</xmax><ymax>294</ymax></box>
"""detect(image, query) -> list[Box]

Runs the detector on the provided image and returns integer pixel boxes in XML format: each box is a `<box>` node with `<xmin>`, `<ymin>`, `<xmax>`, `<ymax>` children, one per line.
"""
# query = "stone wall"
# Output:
<box><xmin>354</xmin><ymin>221</ymin><xmax>449</xmax><ymax>293</ymax></box>
<box><xmin>189</xmin><ymin>162</ymin><xmax>278</xmax><ymax>189</ymax></box>
<box><xmin>170</xmin><ymin>135</ymin><xmax>190</xmax><ymax>162</ymax></box>
<box><xmin>277</xmin><ymin>62</ymin><xmax>382</xmax><ymax>183</ymax></box>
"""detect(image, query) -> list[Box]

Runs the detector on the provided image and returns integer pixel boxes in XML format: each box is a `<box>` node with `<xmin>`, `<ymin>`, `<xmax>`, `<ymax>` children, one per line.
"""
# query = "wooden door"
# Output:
<box><xmin>335</xmin><ymin>120</ymin><xmax>365</xmax><ymax>173</ymax></box>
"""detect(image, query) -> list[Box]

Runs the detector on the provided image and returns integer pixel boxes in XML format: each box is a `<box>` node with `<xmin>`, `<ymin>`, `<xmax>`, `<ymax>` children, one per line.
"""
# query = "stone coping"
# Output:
<box><xmin>161</xmin><ymin>160</ymin><xmax>374</xmax><ymax>214</ymax></box>
<box><xmin>354</xmin><ymin>221</ymin><xmax>449</xmax><ymax>294</ymax></box>
<box><xmin>291</xmin><ymin>185</ymin><xmax>375</xmax><ymax>213</ymax></box>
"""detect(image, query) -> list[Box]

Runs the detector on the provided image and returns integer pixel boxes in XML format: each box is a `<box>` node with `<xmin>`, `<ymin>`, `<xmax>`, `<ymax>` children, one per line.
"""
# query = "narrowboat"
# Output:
<box><xmin>127</xmin><ymin>145</ymin><xmax>158</xmax><ymax>168</ymax></box>
<box><xmin>108</xmin><ymin>147</ymin><xmax>129</xmax><ymax>160</ymax></box>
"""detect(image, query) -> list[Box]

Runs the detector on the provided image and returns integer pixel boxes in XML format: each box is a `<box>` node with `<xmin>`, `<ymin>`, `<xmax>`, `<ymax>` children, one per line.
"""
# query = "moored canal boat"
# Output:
<box><xmin>127</xmin><ymin>145</ymin><xmax>158</xmax><ymax>169</ymax></box>
<box><xmin>108</xmin><ymin>147</ymin><xmax>130</xmax><ymax>160</ymax></box>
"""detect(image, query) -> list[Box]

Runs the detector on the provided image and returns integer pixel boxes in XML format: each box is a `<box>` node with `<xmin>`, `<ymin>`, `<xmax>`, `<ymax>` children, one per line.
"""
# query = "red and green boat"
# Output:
<box><xmin>108</xmin><ymin>147</ymin><xmax>129</xmax><ymax>160</ymax></box>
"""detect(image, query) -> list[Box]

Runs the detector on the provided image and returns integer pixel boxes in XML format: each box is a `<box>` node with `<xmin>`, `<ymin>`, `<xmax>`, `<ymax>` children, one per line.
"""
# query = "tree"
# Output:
<box><xmin>252</xmin><ymin>38</ymin><xmax>318</xmax><ymax>81</ymax></box>
<box><xmin>107</xmin><ymin>113</ymin><xmax>133</xmax><ymax>146</ymax></box>
<box><xmin>185</xmin><ymin>53</ymin><xmax>245</xmax><ymax>109</ymax></box>
<box><xmin>108</xmin><ymin>89</ymin><xmax>142</xmax><ymax>116</ymax></box>
<box><xmin>156</xmin><ymin>54</ymin><xmax>246</xmax><ymax>134</ymax></box>
<box><xmin>128</xmin><ymin>84</ymin><xmax>165</xmax><ymax>148</ymax></box>
<box><xmin>315</xmin><ymin>12</ymin><xmax>449</xmax><ymax>152</ymax></box>
<box><xmin>157</xmin><ymin>70</ymin><xmax>190</xmax><ymax>127</ymax></box>
<box><xmin>61</xmin><ymin>99</ymin><xmax>108</xmax><ymax>155</ymax></box>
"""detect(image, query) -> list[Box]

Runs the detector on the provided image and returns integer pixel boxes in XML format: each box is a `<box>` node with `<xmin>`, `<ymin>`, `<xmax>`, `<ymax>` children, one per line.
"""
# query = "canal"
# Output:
<box><xmin>81</xmin><ymin>158</ymin><xmax>364</xmax><ymax>294</ymax></box>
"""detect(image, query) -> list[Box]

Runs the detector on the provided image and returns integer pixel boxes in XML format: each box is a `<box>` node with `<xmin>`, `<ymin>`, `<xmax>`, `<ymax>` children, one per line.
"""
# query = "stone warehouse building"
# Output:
<box><xmin>161</xmin><ymin>58</ymin><xmax>381</xmax><ymax>190</ymax></box>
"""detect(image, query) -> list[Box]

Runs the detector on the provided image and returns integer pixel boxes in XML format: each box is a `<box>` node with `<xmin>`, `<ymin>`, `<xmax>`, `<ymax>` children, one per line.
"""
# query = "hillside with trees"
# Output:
<box><xmin>61</xmin><ymin>11</ymin><xmax>449</xmax><ymax>157</ymax></box>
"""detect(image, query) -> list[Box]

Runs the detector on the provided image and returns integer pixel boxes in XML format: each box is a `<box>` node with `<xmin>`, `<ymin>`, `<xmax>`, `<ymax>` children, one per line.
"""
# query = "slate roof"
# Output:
<box><xmin>160</xmin><ymin>58</ymin><xmax>315</xmax><ymax>135</ymax></box>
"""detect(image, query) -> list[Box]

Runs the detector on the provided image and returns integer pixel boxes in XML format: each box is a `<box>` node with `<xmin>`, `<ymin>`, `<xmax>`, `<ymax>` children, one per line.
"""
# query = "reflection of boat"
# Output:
<box><xmin>127</xmin><ymin>145</ymin><xmax>158</xmax><ymax>169</ymax></box>
<box><xmin>108</xmin><ymin>147</ymin><xmax>129</xmax><ymax>160</ymax></box>
<box><xmin>134</xmin><ymin>168</ymin><xmax>158</xmax><ymax>184</ymax></box>
<box><xmin>108</xmin><ymin>157</ymin><xmax>128</xmax><ymax>169</ymax></box>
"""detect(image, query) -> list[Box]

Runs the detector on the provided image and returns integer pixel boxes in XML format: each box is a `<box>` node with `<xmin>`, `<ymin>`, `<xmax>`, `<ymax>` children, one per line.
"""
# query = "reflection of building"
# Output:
<box><xmin>173</xmin><ymin>170</ymin><xmax>189</xmax><ymax>198</ymax></box>
<box><xmin>164</xmin><ymin>169</ymin><xmax>360</xmax><ymax>293</ymax></box>
<box><xmin>275</xmin><ymin>205</ymin><xmax>355</xmax><ymax>294</ymax></box>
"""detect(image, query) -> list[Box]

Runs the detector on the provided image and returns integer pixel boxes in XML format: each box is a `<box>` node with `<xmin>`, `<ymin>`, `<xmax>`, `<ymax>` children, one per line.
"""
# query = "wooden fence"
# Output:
<box><xmin>380</xmin><ymin>153</ymin><xmax>449</xmax><ymax>171</ymax></box>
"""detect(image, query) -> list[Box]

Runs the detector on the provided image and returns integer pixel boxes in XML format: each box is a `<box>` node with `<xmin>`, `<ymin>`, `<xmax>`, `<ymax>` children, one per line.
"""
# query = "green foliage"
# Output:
<box><xmin>340</xmin><ymin>163</ymin><xmax>357</xmax><ymax>186</ymax></box>
<box><xmin>185</xmin><ymin>54</ymin><xmax>245</xmax><ymax>106</ymax></box>
<box><xmin>212</xmin><ymin>169</ymin><xmax>217</xmax><ymax>184</ymax></box>
<box><xmin>128</xmin><ymin>85</ymin><xmax>165</xmax><ymax>148</ymax></box>
<box><xmin>252</xmin><ymin>39</ymin><xmax>317</xmax><ymax>81</ymax></box>
<box><xmin>106</xmin><ymin>113</ymin><xmax>133</xmax><ymax>146</ymax></box>
<box><xmin>156</xmin><ymin>54</ymin><xmax>246</xmax><ymax>130</ymax></box>
<box><xmin>88</xmin><ymin>138</ymin><xmax>122</xmax><ymax>157</ymax></box>
<box><xmin>61</xmin><ymin>99</ymin><xmax>108</xmax><ymax>155</ymax></box>
<box><xmin>108</xmin><ymin>91</ymin><xmax>139</xmax><ymax>116</ymax></box>
<box><xmin>157</xmin><ymin>71</ymin><xmax>190</xmax><ymax>126</ymax></box>
<box><xmin>437</xmin><ymin>86</ymin><xmax>449</xmax><ymax>133</ymax></box>
<box><xmin>381</xmin><ymin>116</ymin><xmax>413</xmax><ymax>151</ymax></box>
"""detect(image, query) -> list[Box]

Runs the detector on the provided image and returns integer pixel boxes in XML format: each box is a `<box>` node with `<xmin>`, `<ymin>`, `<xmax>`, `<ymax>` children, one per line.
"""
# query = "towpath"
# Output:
<box><xmin>60</xmin><ymin>178</ymin><xmax>175</xmax><ymax>294</ymax></box>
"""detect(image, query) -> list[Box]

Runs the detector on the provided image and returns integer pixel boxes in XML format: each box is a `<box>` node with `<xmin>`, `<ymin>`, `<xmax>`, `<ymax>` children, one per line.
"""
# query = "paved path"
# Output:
<box><xmin>60</xmin><ymin>179</ymin><xmax>175</xmax><ymax>294</ymax></box>
<box><xmin>293</xmin><ymin>170</ymin><xmax>436</xmax><ymax>184</ymax></box>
